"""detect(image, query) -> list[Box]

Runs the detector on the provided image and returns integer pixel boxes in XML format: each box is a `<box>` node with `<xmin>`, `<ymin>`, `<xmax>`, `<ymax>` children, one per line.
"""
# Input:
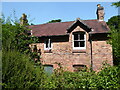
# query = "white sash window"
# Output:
<box><xmin>73</xmin><ymin>32</ymin><xmax>86</xmax><ymax>50</ymax></box>
<box><xmin>44</xmin><ymin>39</ymin><xmax>52</xmax><ymax>50</ymax></box>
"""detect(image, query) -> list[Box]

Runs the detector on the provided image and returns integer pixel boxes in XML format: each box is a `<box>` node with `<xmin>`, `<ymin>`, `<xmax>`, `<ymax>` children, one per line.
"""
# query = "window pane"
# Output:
<box><xmin>44</xmin><ymin>65</ymin><xmax>53</xmax><ymax>75</ymax></box>
<box><xmin>46</xmin><ymin>40</ymin><xmax>48</xmax><ymax>48</ymax></box>
<box><xmin>80</xmin><ymin>34</ymin><xmax>84</xmax><ymax>40</ymax></box>
<box><xmin>74</xmin><ymin>34</ymin><xmax>78</xmax><ymax>40</ymax></box>
<box><xmin>80</xmin><ymin>41</ymin><xmax>85</xmax><ymax>47</ymax></box>
<box><xmin>74</xmin><ymin>41</ymin><xmax>79</xmax><ymax>47</ymax></box>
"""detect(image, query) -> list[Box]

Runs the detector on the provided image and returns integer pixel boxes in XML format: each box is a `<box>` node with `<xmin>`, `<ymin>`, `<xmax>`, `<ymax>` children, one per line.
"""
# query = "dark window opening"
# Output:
<box><xmin>80</xmin><ymin>34</ymin><xmax>84</xmax><ymax>40</ymax></box>
<box><xmin>80</xmin><ymin>41</ymin><xmax>85</xmax><ymax>47</ymax></box>
<box><xmin>74</xmin><ymin>34</ymin><xmax>78</xmax><ymax>40</ymax></box>
<box><xmin>46</xmin><ymin>40</ymin><xmax>49</xmax><ymax>48</ymax></box>
<box><xmin>73</xmin><ymin>65</ymin><xmax>87</xmax><ymax>72</ymax></box>
<box><xmin>74</xmin><ymin>41</ymin><xmax>79</xmax><ymax>47</ymax></box>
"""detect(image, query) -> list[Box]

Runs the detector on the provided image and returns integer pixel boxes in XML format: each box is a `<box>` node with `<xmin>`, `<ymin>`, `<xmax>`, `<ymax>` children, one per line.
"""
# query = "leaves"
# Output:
<box><xmin>40</xmin><ymin>65</ymin><xmax>119</xmax><ymax>89</ymax></box>
<box><xmin>107</xmin><ymin>15</ymin><xmax>120</xmax><ymax>65</ymax></box>
<box><xmin>2</xmin><ymin>16</ymin><xmax>42</xmax><ymax>88</ymax></box>
<box><xmin>112</xmin><ymin>1</ymin><xmax>120</xmax><ymax>7</ymax></box>
<box><xmin>47</xmin><ymin>19</ymin><xmax>62</xmax><ymax>23</ymax></box>
<box><xmin>2</xmin><ymin>50</ymin><xmax>44</xmax><ymax>88</ymax></box>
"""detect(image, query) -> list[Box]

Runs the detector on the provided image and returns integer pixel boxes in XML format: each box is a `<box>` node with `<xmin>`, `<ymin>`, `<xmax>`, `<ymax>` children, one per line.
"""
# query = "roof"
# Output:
<box><xmin>67</xmin><ymin>19</ymin><xmax>92</xmax><ymax>33</ymax></box>
<box><xmin>28</xmin><ymin>19</ymin><xmax>110</xmax><ymax>37</ymax></box>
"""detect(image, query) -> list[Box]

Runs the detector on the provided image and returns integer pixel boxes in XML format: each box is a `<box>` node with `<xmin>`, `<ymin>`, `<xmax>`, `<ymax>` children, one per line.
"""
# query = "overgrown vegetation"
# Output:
<box><xmin>2</xmin><ymin>15</ymin><xmax>44</xmax><ymax>89</ymax></box>
<box><xmin>2</xmin><ymin>18</ymin><xmax>120</xmax><ymax>89</ymax></box>
<box><xmin>1</xmin><ymin>2</ymin><xmax>120</xmax><ymax>88</ymax></box>
<box><xmin>40</xmin><ymin>64</ymin><xmax>120</xmax><ymax>89</ymax></box>
<box><xmin>2</xmin><ymin>50</ymin><xmax>44</xmax><ymax>88</ymax></box>
<box><xmin>107</xmin><ymin>2</ymin><xmax>120</xmax><ymax>65</ymax></box>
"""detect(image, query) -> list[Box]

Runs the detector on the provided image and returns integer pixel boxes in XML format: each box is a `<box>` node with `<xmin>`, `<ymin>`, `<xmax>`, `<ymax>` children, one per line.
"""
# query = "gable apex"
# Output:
<box><xmin>67</xmin><ymin>18</ymin><xmax>92</xmax><ymax>33</ymax></box>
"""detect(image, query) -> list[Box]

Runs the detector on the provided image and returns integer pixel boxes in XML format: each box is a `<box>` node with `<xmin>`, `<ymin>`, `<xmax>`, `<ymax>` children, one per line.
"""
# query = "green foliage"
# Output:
<box><xmin>40</xmin><ymin>65</ymin><xmax>120</xmax><ymax>89</ymax></box>
<box><xmin>112</xmin><ymin>1</ymin><xmax>120</xmax><ymax>7</ymax></box>
<box><xmin>2</xmin><ymin>50</ymin><xmax>44</xmax><ymax>88</ymax></box>
<box><xmin>107</xmin><ymin>15</ymin><xmax>120</xmax><ymax>29</ymax></box>
<box><xmin>2</xmin><ymin>22</ymin><xmax>38</xmax><ymax>54</ymax></box>
<box><xmin>2</xmin><ymin>16</ymin><xmax>42</xmax><ymax>88</ymax></box>
<box><xmin>47</xmin><ymin>19</ymin><xmax>61</xmax><ymax>23</ymax></box>
<box><xmin>98</xmin><ymin>64</ymin><xmax>120</xmax><ymax>89</ymax></box>
<box><xmin>107</xmin><ymin>15</ymin><xmax>120</xmax><ymax>65</ymax></box>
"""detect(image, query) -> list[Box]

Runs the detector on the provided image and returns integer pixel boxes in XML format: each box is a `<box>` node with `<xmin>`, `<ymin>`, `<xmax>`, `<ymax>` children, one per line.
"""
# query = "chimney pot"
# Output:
<box><xmin>20</xmin><ymin>13</ymin><xmax>28</xmax><ymax>25</ymax></box>
<box><xmin>96</xmin><ymin>4</ymin><xmax>105</xmax><ymax>21</ymax></box>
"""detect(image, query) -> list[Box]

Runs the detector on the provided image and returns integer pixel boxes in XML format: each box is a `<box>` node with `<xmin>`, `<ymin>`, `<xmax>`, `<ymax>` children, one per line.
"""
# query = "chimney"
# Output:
<box><xmin>20</xmin><ymin>13</ymin><xmax>28</xmax><ymax>25</ymax></box>
<box><xmin>96</xmin><ymin>4</ymin><xmax>105</xmax><ymax>21</ymax></box>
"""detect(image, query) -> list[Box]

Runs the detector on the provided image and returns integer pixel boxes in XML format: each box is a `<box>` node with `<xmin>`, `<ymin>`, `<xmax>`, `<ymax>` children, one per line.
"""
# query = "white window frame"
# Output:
<box><xmin>31</xmin><ymin>30</ymin><xmax>32</xmax><ymax>35</ymax></box>
<box><xmin>72</xmin><ymin>32</ymin><xmax>86</xmax><ymax>50</ymax></box>
<box><xmin>44</xmin><ymin>38</ymin><xmax>52</xmax><ymax>50</ymax></box>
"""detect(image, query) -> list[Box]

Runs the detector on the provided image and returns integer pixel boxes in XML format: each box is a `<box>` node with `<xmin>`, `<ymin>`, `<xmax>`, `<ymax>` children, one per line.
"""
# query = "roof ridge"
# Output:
<box><xmin>29</xmin><ymin>19</ymin><xmax>106</xmax><ymax>27</ymax></box>
<box><xmin>83</xmin><ymin>19</ymin><xmax>98</xmax><ymax>21</ymax></box>
<box><xmin>29</xmin><ymin>21</ymin><xmax>74</xmax><ymax>26</ymax></box>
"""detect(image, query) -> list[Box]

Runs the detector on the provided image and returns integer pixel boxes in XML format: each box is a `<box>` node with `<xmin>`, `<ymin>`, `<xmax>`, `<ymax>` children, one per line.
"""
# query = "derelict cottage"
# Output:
<box><xmin>23</xmin><ymin>4</ymin><xmax>113</xmax><ymax>72</ymax></box>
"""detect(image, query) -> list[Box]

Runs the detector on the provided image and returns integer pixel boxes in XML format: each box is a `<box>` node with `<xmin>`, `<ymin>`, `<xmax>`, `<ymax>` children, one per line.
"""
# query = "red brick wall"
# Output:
<box><xmin>92</xmin><ymin>41</ymin><xmax>113</xmax><ymax>71</ymax></box>
<box><xmin>30</xmin><ymin>26</ymin><xmax>113</xmax><ymax>71</ymax></box>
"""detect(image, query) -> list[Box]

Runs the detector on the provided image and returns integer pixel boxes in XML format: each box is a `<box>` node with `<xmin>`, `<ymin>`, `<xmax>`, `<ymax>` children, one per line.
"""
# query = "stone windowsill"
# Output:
<box><xmin>44</xmin><ymin>49</ymin><xmax>52</xmax><ymax>53</ymax></box>
<box><xmin>72</xmin><ymin>49</ymin><xmax>86</xmax><ymax>53</ymax></box>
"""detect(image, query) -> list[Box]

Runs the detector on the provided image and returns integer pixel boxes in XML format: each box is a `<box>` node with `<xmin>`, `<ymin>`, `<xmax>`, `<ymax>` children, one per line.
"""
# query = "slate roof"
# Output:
<box><xmin>28</xmin><ymin>19</ymin><xmax>110</xmax><ymax>37</ymax></box>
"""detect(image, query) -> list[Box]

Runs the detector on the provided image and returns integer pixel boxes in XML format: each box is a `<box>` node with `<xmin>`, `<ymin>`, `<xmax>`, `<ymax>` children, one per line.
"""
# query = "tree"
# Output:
<box><xmin>47</xmin><ymin>19</ymin><xmax>61</xmax><ymax>23</ymax></box>
<box><xmin>2</xmin><ymin>16</ymin><xmax>44</xmax><ymax>88</ymax></box>
<box><xmin>107</xmin><ymin>3</ymin><xmax>120</xmax><ymax>65</ymax></box>
<box><xmin>107</xmin><ymin>15</ymin><xmax>120</xmax><ymax>29</ymax></box>
<box><xmin>112</xmin><ymin>1</ymin><xmax>120</xmax><ymax>7</ymax></box>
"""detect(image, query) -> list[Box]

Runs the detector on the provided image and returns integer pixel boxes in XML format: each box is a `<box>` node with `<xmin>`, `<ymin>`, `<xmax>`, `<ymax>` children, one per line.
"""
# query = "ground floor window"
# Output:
<box><xmin>44</xmin><ymin>65</ymin><xmax>53</xmax><ymax>75</ymax></box>
<box><xmin>73</xmin><ymin>65</ymin><xmax>87</xmax><ymax>72</ymax></box>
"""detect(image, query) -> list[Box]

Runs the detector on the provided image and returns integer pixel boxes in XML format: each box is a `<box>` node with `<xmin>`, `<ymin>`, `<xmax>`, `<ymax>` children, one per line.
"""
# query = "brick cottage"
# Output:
<box><xmin>26</xmin><ymin>4</ymin><xmax>113</xmax><ymax>72</ymax></box>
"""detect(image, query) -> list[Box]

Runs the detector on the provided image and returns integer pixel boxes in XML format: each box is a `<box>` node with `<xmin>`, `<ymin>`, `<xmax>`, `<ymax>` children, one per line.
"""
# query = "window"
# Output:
<box><xmin>44</xmin><ymin>39</ymin><xmax>52</xmax><ymax>50</ymax></box>
<box><xmin>73</xmin><ymin>32</ymin><xmax>86</xmax><ymax>49</ymax></box>
<box><xmin>73</xmin><ymin>65</ymin><xmax>87</xmax><ymax>72</ymax></box>
<box><xmin>44</xmin><ymin>65</ymin><xmax>53</xmax><ymax>75</ymax></box>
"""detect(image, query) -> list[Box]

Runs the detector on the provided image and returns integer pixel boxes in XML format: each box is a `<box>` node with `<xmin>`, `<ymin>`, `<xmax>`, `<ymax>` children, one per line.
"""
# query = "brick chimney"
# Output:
<box><xmin>20</xmin><ymin>13</ymin><xmax>28</xmax><ymax>25</ymax></box>
<box><xmin>96</xmin><ymin>4</ymin><xmax>105</xmax><ymax>21</ymax></box>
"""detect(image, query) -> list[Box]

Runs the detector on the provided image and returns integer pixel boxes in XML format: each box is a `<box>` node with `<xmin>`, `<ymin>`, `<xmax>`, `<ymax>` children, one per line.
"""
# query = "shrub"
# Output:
<box><xmin>2</xmin><ymin>50</ymin><xmax>44</xmax><ymax>88</ymax></box>
<box><xmin>40</xmin><ymin>65</ymin><xmax>120</xmax><ymax>89</ymax></box>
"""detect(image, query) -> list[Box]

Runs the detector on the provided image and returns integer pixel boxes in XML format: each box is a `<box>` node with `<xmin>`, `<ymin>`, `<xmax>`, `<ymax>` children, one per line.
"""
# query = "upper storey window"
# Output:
<box><xmin>44</xmin><ymin>39</ymin><xmax>52</xmax><ymax>50</ymax></box>
<box><xmin>73</xmin><ymin>32</ymin><xmax>86</xmax><ymax>50</ymax></box>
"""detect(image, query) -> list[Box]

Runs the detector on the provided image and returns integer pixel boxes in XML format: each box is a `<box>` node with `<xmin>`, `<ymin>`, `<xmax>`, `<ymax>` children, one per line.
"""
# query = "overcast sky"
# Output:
<box><xmin>2</xmin><ymin>2</ymin><xmax>118</xmax><ymax>25</ymax></box>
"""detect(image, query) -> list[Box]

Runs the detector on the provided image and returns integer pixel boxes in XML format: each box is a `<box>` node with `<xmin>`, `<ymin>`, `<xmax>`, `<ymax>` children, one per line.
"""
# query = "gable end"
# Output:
<box><xmin>67</xmin><ymin>19</ymin><xmax>92</xmax><ymax>33</ymax></box>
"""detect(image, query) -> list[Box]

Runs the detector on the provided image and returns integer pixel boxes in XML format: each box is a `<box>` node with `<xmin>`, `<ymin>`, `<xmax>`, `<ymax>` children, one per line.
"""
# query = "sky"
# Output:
<box><xmin>2</xmin><ymin>2</ymin><xmax>119</xmax><ymax>25</ymax></box>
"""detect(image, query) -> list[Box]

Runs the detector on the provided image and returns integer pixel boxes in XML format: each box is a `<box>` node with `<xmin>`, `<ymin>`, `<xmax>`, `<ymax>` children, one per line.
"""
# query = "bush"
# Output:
<box><xmin>40</xmin><ymin>65</ymin><xmax>120</xmax><ymax>89</ymax></box>
<box><xmin>2</xmin><ymin>50</ymin><xmax>44</xmax><ymax>88</ymax></box>
<box><xmin>97</xmin><ymin>65</ymin><xmax>120</xmax><ymax>89</ymax></box>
